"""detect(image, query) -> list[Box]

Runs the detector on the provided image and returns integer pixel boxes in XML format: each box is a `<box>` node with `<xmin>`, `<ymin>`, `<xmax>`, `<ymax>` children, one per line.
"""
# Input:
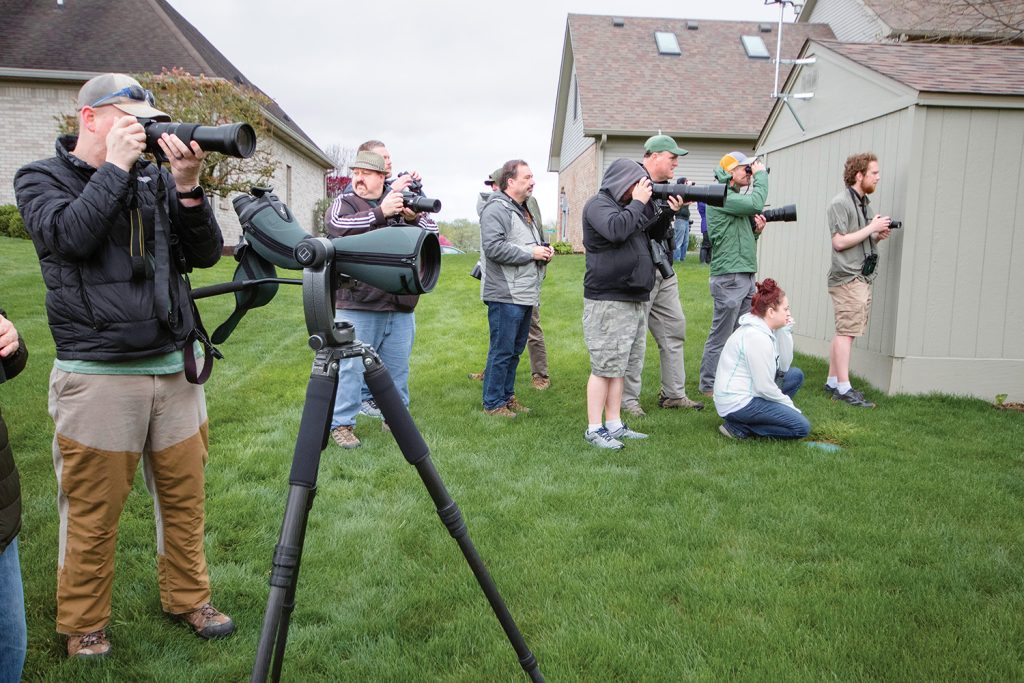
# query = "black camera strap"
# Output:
<box><xmin>848</xmin><ymin>187</ymin><xmax>876</xmax><ymax>262</ymax></box>
<box><xmin>152</xmin><ymin>170</ymin><xmax>219</xmax><ymax>384</ymax></box>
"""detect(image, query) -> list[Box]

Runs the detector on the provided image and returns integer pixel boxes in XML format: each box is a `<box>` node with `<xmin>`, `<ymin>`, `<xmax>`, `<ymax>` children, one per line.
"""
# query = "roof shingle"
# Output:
<box><xmin>822</xmin><ymin>40</ymin><xmax>1024</xmax><ymax>95</ymax></box>
<box><xmin>568</xmin><ymin>13</ymin><xmax>834</xmax><ymax>137</ymax></box>
<box><xmin>0</xmin><ymin>0</ymin><xmax>320</xmax><ymax>151</ymax></box>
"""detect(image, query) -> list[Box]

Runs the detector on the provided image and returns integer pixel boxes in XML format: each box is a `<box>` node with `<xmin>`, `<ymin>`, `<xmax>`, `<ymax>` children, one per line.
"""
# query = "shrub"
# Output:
<box><xmin>0</xmin><ymin>205</ymin><xmax>30</xmax><ymax>240</ymax></box>
<box><xmin>688</xmin><ymin>234</ymin><xmax>699</xmax><ymax>252</ymax></box>
<box><xmin>551</xmin><ymin>241</ymin><xmax>574</xmax><ymax>255</ymax></box>
<box><xmin>310</xmin><ymin>197</ymin><xmax>333</xmax><ymax>237</ymax></box>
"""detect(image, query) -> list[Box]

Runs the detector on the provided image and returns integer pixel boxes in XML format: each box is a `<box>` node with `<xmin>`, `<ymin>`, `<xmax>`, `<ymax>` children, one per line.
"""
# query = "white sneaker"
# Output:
<box><xmin>608</xmin><ymin>424</ymin><xmax>648</xmax><ymax>440</ymax></box>
<box><xmin>584</xmin><ymin>427</ymin><xmax>624</xmax><ymax>450</ymax></box>
<box><xmin>359</xmin><ymin>400</ymin><xmax>383</xmax><ymax>419</ymax></box>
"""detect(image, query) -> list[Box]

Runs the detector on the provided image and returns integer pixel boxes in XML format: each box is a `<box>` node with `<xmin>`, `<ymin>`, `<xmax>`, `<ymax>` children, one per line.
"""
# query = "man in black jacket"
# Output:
<box><xmin>0</xmin><ymin>309</ymin><xmax>28</xmax><ymax>680</ymax></box>
<box><xmin>581</xmin><ymin>158</ymin><xmax>671</xmax><ymax>450</ymax></box>
<box><xmin>14</xmin><ymin>73</ymin><xmax>231</xmax><ymax>658</ymax></box>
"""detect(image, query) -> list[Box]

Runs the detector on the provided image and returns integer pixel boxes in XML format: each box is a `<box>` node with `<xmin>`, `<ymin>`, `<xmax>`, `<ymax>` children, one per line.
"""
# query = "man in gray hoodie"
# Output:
<box><xmin>478</xmin><ymin>160</ymin><xmax>553</xmax><ymax>417</ymax></box>
<box><xmin>581</xmin><ymin>158</ymin><xmax>669</xmax><ymax>449</ymax></box>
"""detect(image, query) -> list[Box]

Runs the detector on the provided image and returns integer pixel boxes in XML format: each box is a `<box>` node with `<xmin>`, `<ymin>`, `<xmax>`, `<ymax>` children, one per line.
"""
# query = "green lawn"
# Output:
<box><xmin>2</xmin><ymin>235</ymin><xmax>1022</xmax><ymax>682</ymax></box>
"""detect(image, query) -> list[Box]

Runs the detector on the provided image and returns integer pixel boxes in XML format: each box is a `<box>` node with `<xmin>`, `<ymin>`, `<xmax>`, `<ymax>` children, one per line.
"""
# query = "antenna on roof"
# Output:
<box><xmin>765</xmin><ymin>0</ymin><xmax>816</xmax><ymax>131</ymax></box>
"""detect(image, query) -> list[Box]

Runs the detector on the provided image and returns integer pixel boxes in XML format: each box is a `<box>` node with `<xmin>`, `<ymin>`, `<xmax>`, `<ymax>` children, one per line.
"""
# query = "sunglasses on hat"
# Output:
<box><xmin>89</xmin><ymin>84</ymin><xmax>156</xmax><ymax>109</ymax></box>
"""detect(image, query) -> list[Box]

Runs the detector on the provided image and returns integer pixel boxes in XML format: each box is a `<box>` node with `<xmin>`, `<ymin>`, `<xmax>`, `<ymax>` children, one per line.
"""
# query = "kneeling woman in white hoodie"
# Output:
<box><xmin>713</xmin><ymin>279</ymin><xmax>810</xmax><ymax>439</ymax></box>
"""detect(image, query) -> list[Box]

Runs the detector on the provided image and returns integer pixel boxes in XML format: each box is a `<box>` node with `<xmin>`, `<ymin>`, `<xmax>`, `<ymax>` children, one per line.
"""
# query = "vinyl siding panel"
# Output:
<box><xmin>804</xmin><ymin>0</ymin><xmax>888</xmax><ymax>42</ymax></box>
<box><xmin>755</xmin><ymin>108</ymin><xmax>912</xmax><ymax>360</ymax></box>
<box><xmin>558</xmin><ymin>67</ymin><xmax>591</xmax><ymax>171</ymax></box>
<box><xmin>903</xmin><ymin>106</ymin><xmax>1024</xmax><ymax>361</ymax></box>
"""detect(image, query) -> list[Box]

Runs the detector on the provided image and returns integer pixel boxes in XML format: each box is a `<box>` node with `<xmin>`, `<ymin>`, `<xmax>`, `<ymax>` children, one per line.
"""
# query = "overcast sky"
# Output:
<box><xmin>168</xmin><ymin>0</ymin><xmax>798</xmax><ymax>224</ymax></box>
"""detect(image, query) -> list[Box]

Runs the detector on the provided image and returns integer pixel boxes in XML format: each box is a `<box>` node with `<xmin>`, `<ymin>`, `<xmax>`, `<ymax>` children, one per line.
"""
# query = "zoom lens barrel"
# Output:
<box><xmin>143</xmin><ymin>121</ymin><xmax>257</xmax><ymax>159</ymax></box>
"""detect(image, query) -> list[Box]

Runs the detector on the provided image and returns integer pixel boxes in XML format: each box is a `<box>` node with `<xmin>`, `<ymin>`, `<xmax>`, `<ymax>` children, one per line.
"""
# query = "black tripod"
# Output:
<box><xmin>199</xmin><ymin>239</ymin><xmax>544</xmax><ymax>682</ymax></box>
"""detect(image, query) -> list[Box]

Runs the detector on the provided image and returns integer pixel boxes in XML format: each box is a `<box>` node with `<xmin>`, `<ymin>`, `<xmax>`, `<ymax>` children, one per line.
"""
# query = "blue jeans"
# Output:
<box><xmin>673</xmin><ymin>218</ymin><xmax>691</xmax><ymax>261</ymax></box>
<box><xmin>724</xmin><ymin>368</ymin><xmax>810</xmax><ymax>439</ymax></box>
<box><xmin>0</xmin><ymin>537</ymin><xmax>26</xmax><ymax>683</ymax></box>
<box><xmin>483</xmin><ymin>302</ymin><xmax>532</xmax><ymax>410</ymax></box>
<box><xmin>331</xmin><ymin>309</ymin><xmax>415</xmax><ymax>428</ymax></box>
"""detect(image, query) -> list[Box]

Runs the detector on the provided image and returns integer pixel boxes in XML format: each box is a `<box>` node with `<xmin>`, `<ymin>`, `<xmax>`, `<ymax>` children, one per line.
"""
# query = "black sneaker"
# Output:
<box><xmin>832</xmin><ymin>387</ymin><xmax>875</xmax><ymax>408</ymax></box>
<box><xmin>823</xmin><ymin>383</ymin><xmax>837</xmax><ymax>396</ymax></box>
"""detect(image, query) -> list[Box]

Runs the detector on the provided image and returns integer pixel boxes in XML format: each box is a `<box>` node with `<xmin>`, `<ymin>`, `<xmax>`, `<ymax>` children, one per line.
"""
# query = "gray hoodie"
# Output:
<box><xmin>582</xmin><ymin>158</ymin><xmax>661</xmax><ymax>301</ymax></box>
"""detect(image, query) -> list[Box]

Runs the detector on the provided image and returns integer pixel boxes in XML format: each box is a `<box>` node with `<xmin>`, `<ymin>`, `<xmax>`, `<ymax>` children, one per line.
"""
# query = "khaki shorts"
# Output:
<box><xmin>583</xmin><ymin>298</ymin><xmax>646</xmax><ymax>377</ymax></box>
<box><xmin>829</xmin><ymin>279</ymin><xmax>872</xmax><ymax>336</ymax></box>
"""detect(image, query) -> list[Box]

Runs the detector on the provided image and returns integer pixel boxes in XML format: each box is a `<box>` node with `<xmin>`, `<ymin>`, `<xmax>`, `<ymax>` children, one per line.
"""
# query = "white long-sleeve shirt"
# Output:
<box><xmin>713</xmin><ymin>313</ymin><xmax>800</xmax><ymax>417</ymax></box>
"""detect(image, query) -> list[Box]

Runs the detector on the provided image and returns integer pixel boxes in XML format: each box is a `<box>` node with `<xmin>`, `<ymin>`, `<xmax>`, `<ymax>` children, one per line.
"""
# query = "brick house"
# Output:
<box><xmin>547</xmin><ymin>13</ymin><xmax>833</xmax><ymax>250</ymax></box>
<box><xmin>0</xmin><ymin>0</ymin><xmax>333</xmax><ymax>247</ymax></box>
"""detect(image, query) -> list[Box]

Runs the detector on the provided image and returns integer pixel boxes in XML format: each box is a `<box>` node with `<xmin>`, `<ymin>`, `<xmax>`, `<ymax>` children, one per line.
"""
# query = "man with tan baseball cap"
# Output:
<box><xmin>14</xmin><ymin>73</ymin><xmax>231</xmax><ymax>658</ymax></box>
<box><xmin>76</xmin><ymin>72</ymin><xmax>171</xmax><ymax>120</ymax></box>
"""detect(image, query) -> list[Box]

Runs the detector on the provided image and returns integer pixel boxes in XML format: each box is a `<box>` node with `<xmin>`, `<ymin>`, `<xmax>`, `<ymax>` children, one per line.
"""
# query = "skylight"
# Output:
<box><xmin>655</xmin><ymin>32</ymin><xmax>681</xmax><ymax>56</ymax></box>
<box><xmin>741</xmin><ymin>35</ymin><xmax>770</xmax><ymax>59</ymax></box>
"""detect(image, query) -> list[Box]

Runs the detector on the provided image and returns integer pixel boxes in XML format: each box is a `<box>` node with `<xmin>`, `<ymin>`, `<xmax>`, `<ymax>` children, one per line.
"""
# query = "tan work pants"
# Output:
<box><xmin>48</xmin><ymin>369</ymin><xmax>211</xmax><ymax>634</ymax></box>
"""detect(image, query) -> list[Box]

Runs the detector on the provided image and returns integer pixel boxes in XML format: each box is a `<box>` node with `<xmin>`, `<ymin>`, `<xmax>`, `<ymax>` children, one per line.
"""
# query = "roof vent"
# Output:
<box><xmin>759</xmin><ymin>23</ymin><xmax>773</xmax><ymax>33</ymax></box>
<box><xmin>655</xmin><ymin>31</ymin><xmax>681</xmax><ymax>56</ymax></box>
<box><xmin>612</xmin><ymin>17</ymin><xmax>625</xmax><ymax>27</ymax></box>
<box><xmin>687</xmin><ymin>21</ymin><xmax>699</xmax><ymax>30</ymax></box>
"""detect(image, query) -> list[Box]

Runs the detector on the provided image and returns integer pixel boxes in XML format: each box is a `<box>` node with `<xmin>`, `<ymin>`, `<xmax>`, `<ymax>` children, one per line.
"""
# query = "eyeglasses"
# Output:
<box><xmin>89</xmin><ymin>84</ymin><xmax>156</xmax><ymax>109</ymax></box>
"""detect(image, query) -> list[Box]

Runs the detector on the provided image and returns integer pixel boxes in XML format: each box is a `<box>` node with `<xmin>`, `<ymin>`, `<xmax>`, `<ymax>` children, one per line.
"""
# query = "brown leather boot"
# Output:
<box><xmin>67</xmin><ymin>630</ymin><xmax>111</xmax><ymax>659</ymax></box>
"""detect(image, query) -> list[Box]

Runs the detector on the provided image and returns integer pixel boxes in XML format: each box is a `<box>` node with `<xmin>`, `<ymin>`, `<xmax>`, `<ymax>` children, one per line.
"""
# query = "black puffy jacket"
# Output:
<box><xmin>0</xmin><ymin>309</ymin><xmax>28</xmax><ymax>553</ymax></box>
<box><xmin>13</xmin><ymin>137</ymin><xmax>222</xmax><ymax>361</ymax></box>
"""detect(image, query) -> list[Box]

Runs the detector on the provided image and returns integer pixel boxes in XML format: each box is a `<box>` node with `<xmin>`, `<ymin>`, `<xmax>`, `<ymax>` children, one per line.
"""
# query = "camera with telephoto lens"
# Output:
<box><xmin>650</xmin><ymin>177</ymin><xmax>728</xmax><ymax>207</ymax></box>
<box><xmin>139</xmin><ymin>119</ymin><xmax>256</xmax><ymax>159</ymax></box>
<box><xmin>395</xmin><ymin>171</ymin><xmax>442</xmax><ymax>213</ymax></box>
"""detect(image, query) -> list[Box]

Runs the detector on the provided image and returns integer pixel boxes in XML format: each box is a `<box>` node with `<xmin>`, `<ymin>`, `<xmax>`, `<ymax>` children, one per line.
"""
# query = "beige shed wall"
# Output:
<box><xmin>757</xmin><ymin>66</ymin><xmax>1024</xmax><ymax>400</ymax></box>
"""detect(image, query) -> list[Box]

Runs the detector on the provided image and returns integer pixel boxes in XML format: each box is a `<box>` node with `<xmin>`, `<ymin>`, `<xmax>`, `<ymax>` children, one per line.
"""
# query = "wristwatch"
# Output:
<box><xmin>177</xmin><ymin>185</ymin><xmax>204</xmax><ymax>200</ymax></box>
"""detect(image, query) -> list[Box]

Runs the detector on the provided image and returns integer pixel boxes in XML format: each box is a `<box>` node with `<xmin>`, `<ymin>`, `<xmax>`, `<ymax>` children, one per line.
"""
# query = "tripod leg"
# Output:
<box><xmin>252</xmin><ymin>354</ymin><xmax>339</xmax><ymax>683</ymax></box>
<box><xmin>362</xmin><ymin>353</ymin><xmax>545</xmax><ymax>683</ymax></box>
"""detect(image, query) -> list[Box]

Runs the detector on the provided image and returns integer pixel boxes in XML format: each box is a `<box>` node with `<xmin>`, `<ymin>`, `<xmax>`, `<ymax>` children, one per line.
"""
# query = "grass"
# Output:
<box><xmin>2</xmin><ymin>235</ymin><xmax>1022</xmax><ymax>682</ymax></box>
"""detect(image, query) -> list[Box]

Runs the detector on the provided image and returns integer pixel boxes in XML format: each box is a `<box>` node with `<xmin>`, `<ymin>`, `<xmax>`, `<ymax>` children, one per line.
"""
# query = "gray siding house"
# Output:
<box><xmin>797</xmin><ymin>0</ymin><xmax>1023</xmax><ymax>44</ymax></box>
<box><xmin>547</xmin><ymin>13</ymin><xmax>834</xmax><ymax>250</ymax></box>
<box><xmin>755</xmin><ymin>40</ymin><xmax>1024</xmax><ymax>401</ymax></box>
<box><xmin>0</xmin><ymin>0</ymin><xmax>333</xmax><ymax>247</ymax></box>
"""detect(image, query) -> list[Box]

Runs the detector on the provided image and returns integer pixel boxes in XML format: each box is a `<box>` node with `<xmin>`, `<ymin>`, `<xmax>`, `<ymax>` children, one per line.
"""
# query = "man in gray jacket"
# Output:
<box><xmin>478</xmin><ymin>160</ymin><xmax>553</xmax><ymax>417</ymax></box>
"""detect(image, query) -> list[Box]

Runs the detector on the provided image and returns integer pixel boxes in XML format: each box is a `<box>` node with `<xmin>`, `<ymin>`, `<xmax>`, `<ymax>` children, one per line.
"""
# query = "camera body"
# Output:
<box><xmin>888</xmin><ymin>218</ymin><xmax>903</xmax><ymax>229</ymax></box>
<box><xmin>394</xmin><ymin>171</ymin><xmax>441</xmax><ymax>213</ymax></box>
<box><xmin>650</xmin><ymin>239</ymin><xmax>674</xmax><ymax>278</ymax></box>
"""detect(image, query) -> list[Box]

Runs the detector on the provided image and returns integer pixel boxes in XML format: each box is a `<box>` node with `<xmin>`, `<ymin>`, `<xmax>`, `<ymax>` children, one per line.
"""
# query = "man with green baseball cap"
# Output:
<box><xmin>621</xmin><ymin>134</ymin><xmax>704</xmax><ymax>417</ymax></box>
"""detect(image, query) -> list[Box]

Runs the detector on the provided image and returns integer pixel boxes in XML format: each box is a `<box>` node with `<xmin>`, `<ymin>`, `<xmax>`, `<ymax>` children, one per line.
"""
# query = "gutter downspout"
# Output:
<box><xmin>596</xmin><ymin>134</ymin><xmax>607</xmax><ymax>186</ymax></box>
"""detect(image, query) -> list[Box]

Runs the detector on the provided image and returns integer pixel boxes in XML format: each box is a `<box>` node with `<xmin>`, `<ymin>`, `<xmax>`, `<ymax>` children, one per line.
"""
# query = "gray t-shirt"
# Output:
<box><xmin>827</xmin><ymin>187</ymin><xmax>878</xmax><ymax>287</ymax></box>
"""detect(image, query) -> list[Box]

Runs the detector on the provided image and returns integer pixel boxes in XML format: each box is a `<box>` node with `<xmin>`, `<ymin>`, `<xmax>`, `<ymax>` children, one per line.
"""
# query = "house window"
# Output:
<box><xmin>655</xmin><ymin>32</ymin><xmax>681</xmax><ymax>56</ymax></box>
<box><xmin>741</xmin><ymin>35</ymin><xmax>770</xmax><ymax>59</ymax></box>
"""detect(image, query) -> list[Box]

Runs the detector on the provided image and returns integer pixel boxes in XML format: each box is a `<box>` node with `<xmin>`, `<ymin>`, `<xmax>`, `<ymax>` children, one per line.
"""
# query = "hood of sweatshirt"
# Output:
<box><xmin>737</xmin><ymin>312</ymin><xmax>774</xmax><ymax>338</ymax></box>
<box><xmin>600</xmin><ymin>158</ymin><xmax>648</xmax><ymax>203</ymax></box>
